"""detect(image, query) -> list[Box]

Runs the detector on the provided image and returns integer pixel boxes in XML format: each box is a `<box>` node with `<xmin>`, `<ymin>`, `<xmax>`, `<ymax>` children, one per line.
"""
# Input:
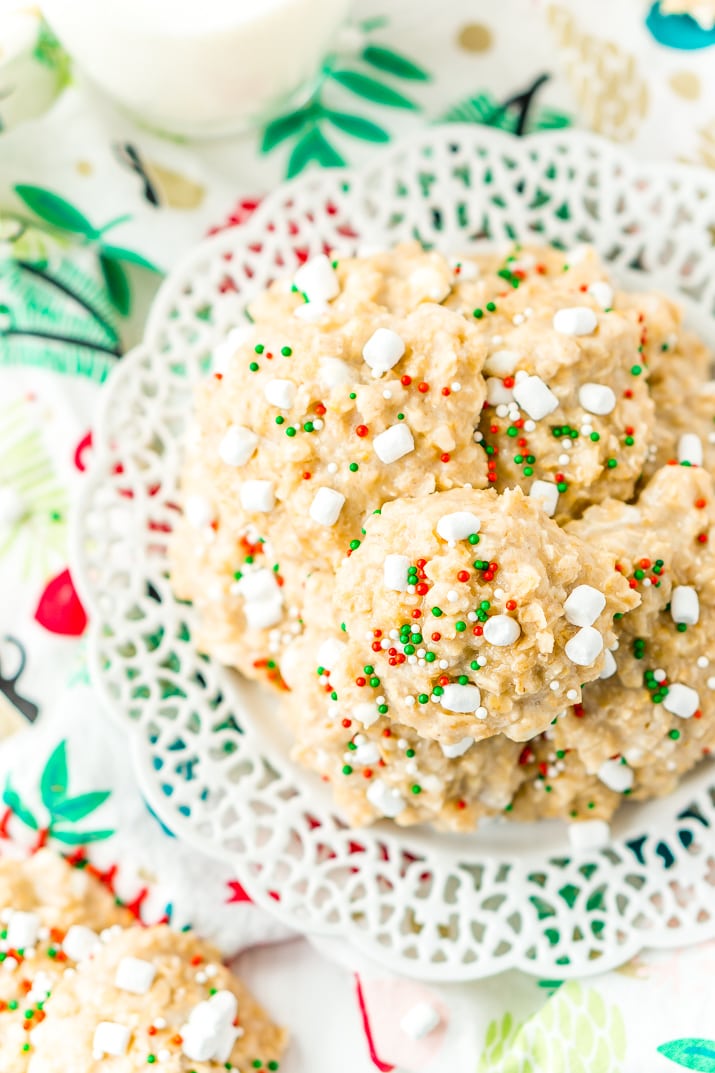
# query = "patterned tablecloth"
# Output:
<box><xmin>1</xmin><ymin>2</ymin><xmax>715</xmax><ymax>1070</ymax></box>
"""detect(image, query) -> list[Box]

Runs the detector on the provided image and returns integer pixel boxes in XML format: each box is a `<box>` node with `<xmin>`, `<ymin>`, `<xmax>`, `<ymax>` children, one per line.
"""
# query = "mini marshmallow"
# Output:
<box><xmin>513</xmin><ymin>375</ymin><xmax>559</xmax><ymax>421</ymax></box>
<box><xmin>239</xmin><ymin>480</ymin><xmax>274</xmax><ymax>513</ymax></box>
<box><xmin>599</xmin><ymin>649</ymin><xmax>617</xmax><ymax>679</ymax></box>
<box><xmin>439</xmin><ymin>683</ymin><xmax>482</xmax><ymax>713</ymax></box>
<box><xmin>597</xmin><ymin>758</ymin><xmax>634</xmax><ymax>793</ymax></box>
<box><xmin>484</xmin><ymin>349</ymin><xmax>520</xmax><ymax>376</ymax></box>
<box><xmin>264</xmin><ymin>378</ymin><xmax>297</xmax><ymax>410</ymax></box>
<box><xmin>383</xmin><ymin>553</ymin><xmax>410</xmax><ymax>591</ymax></box>
<box><xmin>486</xmin><ymin>377</ymin><xmax>514</xmax><ymax>405</ymax></box>
<box><xmin>552</xmin><ymin>306</ymin><xmax>598</xmax><ymax>336</ymax></box>
<box><xmin>353</xmin><ymin>741</ymin><xmax>380</xmax><ymax>766</ymax></box>
<box><xmin>568</xmin><ymin>820</ymin><xmax>611</xmax><ymax>852</ymax></box>
<box><xmin>185</xmin><ymin>494</ymin><xmax>213</xmax><ymax>528</ymax></box>
<box><xmin>0</xmin><ymin>486</ymin><xmax>26</xmax><ymax>528</ymax></box>
<box><xmin>362</xmin><ymin>328</ymin><xmax>405</xmax><ymax>376</ymax></box>
<box><xmin>564</xmin><ymin>585</ymin><xmax>606</xmax><ymax>627</ymax></box>
<box><xmin>483</xmin><ymin>615</ymin><xmax>521</xmax><ymax>646</ymax></box>
<box><xmin>529</xmin><ymin>480</ymin><xmax>559</xmax><ymax>517</ymax></box>
<box><xmin>316</xmin><ymin>637</ymin><xmax>346</xmax><ymax>672</ymax></box>
<box><xmin>440</xmin><ymin>736</ymin><xmax>474</xmax><ymax>759</ymax></box>
<box><xmin>27</xmin><ymin>971</ymin><xmax>53</xmax><ymax>1004</ymax></box>
<box><xmin>115</xmin><ymin>956</ymin><xmax>156</xmax><ymax>995</ymax></box>
<box><xmin>293</xmin><ymin>254</ymin><xmax>340</xmax><ymax>303</ymax></box>
<box><xmin>244</xmin><ymin>596</ymin><xmax>283</xmax><ymax>630</ymax></box>
<box><xmin>373</xmin><ymin>423</ymin><xmax>415</xmax><ymax>464</ymax></box>
<box><xmin>400</xmin><ymin>1002</ymin><xmax>441</xmax><ymax>1039</ymax></box>
<box><xmin>236</xmin><ymin>569</ymin><xmax>279</xmax><ymax>603</ymax></box>
<box><xmin>319</xmin><ymin>356</ymin><xmax>352</xmax><ymax>388</ymax></box>
<box><xmin>409</xmin><ymin>266</ymin><xmax>450</xmax><ymax>302</ymax></box>
<box><xmin>367</xmin><ymin>779</ymin><xmax>406</xmax><ymax>817</ymax></box>
<box><xmin>309</xmin><ymin>487</ymin><xmax>345</xmax><ymax>526</ymax></box>
<box><xmin>211</xmin><ymin>325</ymin><xmax>253</xmax><ymax>374</ymax></box>
<box><xmin>62</xmin><ymin>925</ymin><xmax>99</xmax><ymax>962</ymax></box>
<box><xmin>218</xmin><ymin>424</ymin><xmax>258</xmax><ymax>467</ymax></box>
<box><xmin>663</xmin><ymin>682</ymin><xmax>700</xmax><ymax>719</ymax></box>
<box><xmin>578</xmin><ymin>383</ymin><xmax>616</xmax><ymax>416</ymax></box>
<box><xmin>353</xmin><ymin>702</ymin><xmax>380</xmax><ymax>728</ymax></box>
<box><xmin>6</xmin><ymin>910</ymin><xmax>39</xmax><ymax>950</ymax></box>
<box><xmin>587</xmin><ymin>281</ymin><xmax>613</xmax><ymax>309</ymax></box>
<box><xmin>671</xmin><ymin>585</ymin><xmax>700</xmax><ymax>625</ymax></box>
<box><xmin>678</xmin><ymin>433</ymin><xmax>703</xmax><ymax>466</ymax></box>
<box><xmin>565</xmin><ymin>626</ymin><xmax>603</xmax><ymax>666</ymax></box>
<box><xmin>294</xmin><ymin>300</ymin><xmax>328</xmax><ymax>322</ymax></box>
<box><xmin>436</xmin><ymin>511</ymin><xmax>481</xmax><ymax>541</ymax></box>
<box><xmin>93</xmin><ymin>1022</ymin><xmax>131</xmax><ymax>1058</ymax></box>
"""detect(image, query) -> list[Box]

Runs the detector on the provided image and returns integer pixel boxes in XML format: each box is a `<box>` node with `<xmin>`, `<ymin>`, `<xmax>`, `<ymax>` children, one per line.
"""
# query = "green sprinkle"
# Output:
<box><xmin>268</xmin><ymin>1063</ymin><xmax>280</xmax><ymax>1071</ymax></box>
<box><xmin>468</xmin><ymin>533</ymin><xmax>480</xmax><ymax>544</ymax></box>
<box><xmin>349</xmin><ymin>462</ymin><xmax>359</xmax><ymax>472</ymax></box>
<box><xmin>606</xmin><ymin>458</ymin><xmax>617</xmax><ymax>468</ymax></box>
<box><xmin>363</xmin><ymin>665</ymin><xmax>374</xmax><ymax>675</ymax></box>
<box><xmin>254</xmin><ymin>344</ymin><xmax>264</xmax><ymax>354</ymax></box>
<box><xmin>403</xmin><ymin>644</ymin><xmax>415</xmax><ymax>655</ymax></box>
<box><xmin>631</xmin><ymin>365</ymin><xmax>642</xmax><ymax>376</ymax></box>
<box><xmin>507</xmin><ymin>426</ymin><xmax>518</xmax><ymax>438</ymax></box>
<box><xmin>285</xmin><ymin>426</ymin><xmax>296</xmax><ymax>437</ymax></box>
<box><xmin>249</xmin><ymin>361</ymin><xmax>259</xmax><ymax>372</ymax></box>
<box><xmin>425</xmin><ymin>652</ymin><xmax>436</xmax><ymax>663</ymax></box>
<box><xmin>406</xmin><ymin>748</ymin><xmax>416</xmax><ymax>757</ymax></box>
<box><xmin>473</xmin><ymin>307</ymin><xmax>484</xmax><ymax>319</ymax></box>
<box><xmin>8</xmin><ymin>1000</ymin><xmax>18</xmax><ymax>1010</ymax></box>
<box><xmin>349</xmin><ymin>539</ymin><xmax>361</xmax><ymax>550</ymax></box>
<box><xmin>411</xmin><ymin>784</ymin><xmax>422</xmax><ymax>794</ymax></box>
<box><xmin>624</xmin><ymin>435</ymin><xmax>634</xmax><ymax>446</ymax></box>
<box><xmin>514</xmin><ymin>454</ymin><xmax>523</xmax><ymax>464</ymax></box>
<box><xmin>590</xmin><ymin>431</ymin><xmax>600</xmax><ymax>442</ymax></box>
<box><xmin>431</xmin><ymin>607</ymin><xmax>443</xmax><ymax>617</ymax></box>
<box><xmin>557</xmin><ymin>481</ymin><xmax>568</xmax><ymax>493</ymax></box>
<box><xmin>369</xmin><ymin>676</ymin><xmax>380</xmax><ymax>688</ymax></box>
<box><xmin>470</xmin><ymin>661</ymin><xmax>479</xmax><ymax>670</ymax></box>
<box><xmin>147</xmin><ymin>1057</ymin><xmax>157</xmax><ymax>1065</ymax></box>
<box><xmin>378</xmin><ymin>704</ymin><xmax>388</xmax><ymax>714</ymax></box>
<box><xmin>523</xmin><ymin>466</ymin><xmax>533</xmax><ymax>476</ymax></box>
<box><xmin>303</xmin><ymin>421</ymin><xmax>314</xmax><ymax>432</ymax></box>
<box><xmin>275</xmin><ymin>415</ymin><xmax>284</xmax><ymax>425</ymax></box>
<box><xmin>669</xmin><ymin>729</ymin><xmax>681</xmax><ymax>740</ymax></box>
<box><xmin>455</xmin><ymin>621</ymin><xmax>466</xmax><ymax>632</ymax></box>
<box><xmin>281</xmin><ymin>345</ymin><xmax>292</xmax><ymax>356</ymax></box>
<box><xmin>486</xmin><ymin>301</ymin><xmax>497</xmax><ymax>312</ymax></box>
<box><xmin>349</xmin><ymin>392</ymin><xmax>357</xmax><ymax>400</ymax></box>
<box><xmin>676</xmin><ymin>622</ymin><xmax>688</xmax><ymax>633</ymax></box>
<box><xmin>342</xmin><ymin>765</ymin><xmax>353</xmax><ymax>775</ymax></box>
<box><xmin>661</xmin><ymin>342</ymin><xmax>670</xmax><ymax>352</ymax></box>
<box><xmin>418</xmin><ymin>693</ymin><xmax>429</xmax><ymax>704</ymax></box>
<box><xmin>397</xmin><ymin>412</ymin><xmax>405</xmax><ymax>420</ymax></box>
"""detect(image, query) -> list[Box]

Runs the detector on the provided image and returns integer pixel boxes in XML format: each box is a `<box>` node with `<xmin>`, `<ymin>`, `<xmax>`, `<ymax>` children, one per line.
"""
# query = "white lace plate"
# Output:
<box><xmin>72</xmin><ymin>126</ymin><xmax>715</xmax><ymax>982</ymax></box>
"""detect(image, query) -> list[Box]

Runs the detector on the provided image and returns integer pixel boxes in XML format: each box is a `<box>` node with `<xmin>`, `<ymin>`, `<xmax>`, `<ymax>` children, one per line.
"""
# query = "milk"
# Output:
<box><xmin>43</xmin><ymin>0</ymin><xmax>353</xmax><ymax>137</ymax></box>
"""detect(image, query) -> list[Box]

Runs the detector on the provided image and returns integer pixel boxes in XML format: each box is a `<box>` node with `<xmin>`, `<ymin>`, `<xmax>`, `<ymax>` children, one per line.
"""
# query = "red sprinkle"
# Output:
<box><xmin>417</xmin><ymin>382</ymin><xmax>430</xmax><ymax>393</ymax></box>
<box><xmin>401</xmin><ymin>375</ymin><xmax>412</xmax><ymax>386</ymax></box>
<box><xmin>432</xmin><ymin>632</ymin><xmax>442</xmax><ymax>641</ymax></box>
<box><xmin>457</xmin><ymin>570</ymin><xmax>470</xmax><ymax>583</ymax></box>
<box><xmin>698</xmin><ymin>532</ymin><xmax>709</xmax><ymax>544</ymax></box>
<box><xmin>411</xmin><ymin>609</ymin><xmax>422</xmax><ymax>618</ymax></box>
<box><xmin>382</xmin><ymin>728</ymin><xmax>392</xmax><ymax>737</ymax></box>
<box><xmin>440</xmin><ymin>453</ymin><xmax>451</xmax><ymax>463</ymax></box>
<box><xmin>303</xmin><ymin>471</ymin><xmax>311</xmax><ymax>480</ymax></box>
<box><xmin>442</xmin><ymin>387</ymin><xmax>451</xmax><ymax>396</ymax></box>
<box><xmin>695</xmin><ymin>498</ymin><xmax>707</xmax><ymax>509</ymax></box>
<box><xmin>356</xmin><ymin>424</ymin><xmax>369</xmax><ymax>437</ymax></box>
<box><xmin>505</xmin><ymin>599</ymin><xmax>517</xmax><ymax>611</ymax></box>
<box><xmin>342</xmin><ymin>718</ymin><xmax>352</xmax><ymax>728</ymax></box>
<box><xmin>315</xmin><ymin>403</ymin><xmax>326</xmax><ymax>416</ymax></box>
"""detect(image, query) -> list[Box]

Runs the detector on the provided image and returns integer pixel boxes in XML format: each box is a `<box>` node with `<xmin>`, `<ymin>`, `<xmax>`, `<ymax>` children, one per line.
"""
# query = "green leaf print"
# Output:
<box><xmin>2</xmin><ymin>778</ymin><xmax>38</xmax><ymax>830</ymax></box>
<box><xmin>658</xmin><ymin>1040</ymin><xmax>715</xmax><ymax>1071</ymax></box>
<box><xmin>287</xmin><ymin>128</ymin><xmax>345</xmax><ymax>178</ymax></box>
<box><xmin>40</xmin><ymin>740</ymin><xmax>69</xmax><ymax>809</ymax></box>
<box><xmin>261</xmin><ymin>108</ymin><xmax>313</xmax><ymax>153</ymax></box>
<box><xmin>52</xmin><ymin>791</ymin><xmax>111</xmax><ymax>823</ymax></box>
<box><xmin>14</xmin><ymin>185</ymin><xmax>97</xmax><ymax>237</ymax></box>
<box><xmin>362</xmin><ymin>44</ymin><xmax>430</xmax><ymax>81</ymax></box>
<box><xmin>99</xmin><ymin>245</ymin><xmax>160</xmax><ymax>273</ymax></box>
<box><xmin>324</xmin><ymin>110</ymin><xmax>390</xmax><ymax>142</ymax></box>
<box><xmin>99</xmin><ymin>254</ymin><xmax>131</xmax><ymax>316</ymax></box>
<box><xmin>51</xmin><ymin>828</ymin><xmax>115</xmax><ymax>845</ymax></box>
<box><xmin>329</xmin><ymin>69</ymin><xmax>419</xmax><ymax>109</ymax></box>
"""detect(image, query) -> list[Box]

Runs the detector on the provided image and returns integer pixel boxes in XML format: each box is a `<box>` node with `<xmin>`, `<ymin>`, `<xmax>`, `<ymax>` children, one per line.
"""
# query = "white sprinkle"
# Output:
<box><xmin>671</xmin><ymin>585</ymin><xmax>699</xmax><ymax>625</ymax></box>
<box><xmin>513</xmin><ymin>375</ymin><xmax>559</xmax><ymax>421</ymax></box>
<box><xmin>598</xmin><ymin>758</ymin><xmax>633</xmax><ymax>793</ymax></box>
<box><xmin>62</xmin><ymin>925</ymin><xmax>99</xmax><ymax>962</ymax></box>
<box><xmin>218</xmin><ymin>424</ymin><xmax>258</xmax><ymax>466</ymax></box>
<box><xmin>239</xmin><ymin>480</ymin><xmax>274</xmax><ymax>513</ymax></box>
<box><xmin>447</xmin><ymin>589</ymin><xmax>459</xmax><ymax>602</ymax></box>
<box><xmin>327</xmin><ymin>462</ymin><xmax>338</xmax><ymax>474</ymax></box>
<box><xmin>568</xmin><ymin>820</ymin><xmax>611</xmax><ymax>851</ymax></box>
<box><xmin>115</xmin><ymin>956</ymin><xmax>156</xmax><ymax>995</ymax></box>
<box><xmin>524</xmin><ymin>419</ymin><xmax>536</xmax><ymax>432</ymax></box>
<box><xmin>383</xmin><ymin>389</ymin><xmax>392</xmax><ymax>400</ymax></box>
<box><xmin>93</xmin><ymin>1022</ymin><xmax>131</xmax><ymax>1058</ymax></box>
<box><xmin>707</xmin><ymin>677</ymin><xmax>715</xmax><ymax>690</ymax></box>
<box><xmin>565</xmin><ymin>626</ymin><xmax>603</xmax><ymax>666</ymax></box>
<box><xmin>663</xmin><ymin>682</ymin><xmax>699</xmax><ymax>719</ymax></box>
<box><xmin>400</xmin><ymin>1002</ymin><xmax>441</xmax><ymax>1039</ymax></box>
<box><xmin>578</xmin><ymin>383</ymin><xmax>616</xmax><ymax>416</ymax></box>
<box><xmin>263</xmin><ymin>378</ymin><xmax>296</xmax><ymax>410</ymax></box>
<box><xmin>185</xmin><ymin>494</ymin><xmax>213</xmax><ymax>529</ymax></box>
<box><xmin>475</xmin><ymin>706</ymin><xmax>488</xmax><ymax>720</ymax></box>
<box><xmin>373</xmin><ymin>423</ymin><xmax>415</xmax><ymax>464</ymax></box>
<box><xmin>294</xmin><ymin>254</ymin><xmax>340</xmax><ymax>303</ymax></box>
<box><xmin>436</xmin><ymin>511</ymin><xmax>481</xmax><ymax>541</ymax></box>
<box><xmin>566</xmin><ymin>689</ymin><xmax>579</xmax><ymax>701</ymax></box>
<box><xmin>483</xmin><ymin>615</ymin><xmax>521</xmax><ymax>646</ymax></box>
<box><xmin>599</xmin><ymin>649</ymin><xmax>617</xmax><ymax>679</ymax></box>
<box><xmin>550</xmin><ymin>681</ymin><xmax>560</xmax><ymax>691</ymax></box>
<box><xmin>384</xmin><ymin>554</ymin><xmax>410</xmax><ymax>591</ymax></box>
<box><xmin>319</xmin><ymin>356</ymin><xmax>352</xmax><ymax>388</ymax></box>
<box><xmin>451</xmin><ymin>381</ymin><xmax>461</xmax><ymax>391</ymax></box>
<box><xmin>367</xmin><ymin>779</ymin><xmax>405</xmax><ymax>817</ymax></box>
<box><xmin>697</xmin><ymin>656</ymin><xmax>709</xmax><ymax>669</ymax></box>
<box><xmin>309</xmin><ymin>487</ymin><xmax>345</xmax><ymax>527</ymax></box>
<box><xmin>587</xmin><ymin>282</ymin><xmax>613</xmax><ymax>309</ymax></box>
<box><xmin>553</xmin><ymin>306</ymin><xmax>598</xmax><ymax>336</ymax></box>
<box><xmin>405</xmin><ymin>695</ymin><xmax>415</xmax><ymax>706</ymax></box>
<box><xmin>529</xmin><ymin>480</ymin><xmax>559</xmax><ymax>517</ymax></box>
<box><xmin>564</xmin><ymin>585</ymin><xmax>606</xmax><ymax>627</ymax></box>
<box><xmin>362</xmin><ymin>328</ymin><xmax>405</xmax><ymax>376</ymax></box>
<box><xmin>440</xmin><ymin>683</ymin><xmax>481</xmax><ymax>713</ymax></box>
<box><xmin>440</xmin><ymin>736</ymin><xmax>474</xmax><ymax>759</ymax></box>
<box><xmin>678</xmin><ymin>433</ymin><xmax>703</xmax><ymax>466</ymax></box>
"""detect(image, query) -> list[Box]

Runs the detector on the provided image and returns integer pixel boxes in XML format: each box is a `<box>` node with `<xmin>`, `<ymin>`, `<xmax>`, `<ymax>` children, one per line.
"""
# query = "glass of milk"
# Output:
<box><xmin>42</xmin><ymin>0</ymin><xmax>353</xmax><ymax>138</ymax></box>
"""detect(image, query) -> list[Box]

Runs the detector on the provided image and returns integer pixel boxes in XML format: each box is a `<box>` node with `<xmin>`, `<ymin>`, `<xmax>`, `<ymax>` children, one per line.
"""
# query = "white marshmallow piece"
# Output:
<box><xmin>0</xmin><ymin>486</ymin><xmax>26</xmax><ymax>529</ymax></box>
<box><xmin>293</xmin><ymin>254</ymin><xmax>340</xmax><ymax>303</ymax></box>
<box><xmin>436</xmin><ymin>511</ymin><xmax>481</xmax><ymax>542</ymax></box>
<box><xmin>185</xmin><ymin>494</ymin><xmax>213</xmax><ymax>529</ymax></box>
<box><xmin>319</xmin><ymin>356</ymin><xmax>352</xmax><ymax>388</ymax></box>
<box><xmin>316</xmin><ymin>637</ymin><xmax>346</xmax><ymax>672</ymax></box>
<box><xmin>578</xmin><ymin>383</ymin><xmax>616</xmax><ymax>416</ymax></box>
<box><xmin>366</xmin><ymin>779</ymin><xmax>406</xmax><ymax>818</ymax></box>
<box><xmin>353</xmin><ymin>742</ymin><xmax>380</xmax><ymax>766</ymax></box>
<box><xmin>239</xmin><ymin>480</ymin><xmax>275</xmax><ymax>513</ymax></box>
<box><xmin>439</xmin><ymin>683</ymin><xmax>482</xmax><ymax>714</ymax></box>
<box><xmin>362</xmin><ymin>328</ymin><xmax>405</xmax><ymax>376</ymax></box>
<box><xmin>182</xmin><ymin>990</ymin><xmax>239</xmax><ymax>1063</ymax></box>
<box><xmin>663</xmin><ymin>682</ymin><xmax>700</xmax><ymax>719</ymax></box>
<box><xmin>236</xmin><ymin>569</ymin><xmax>278</xmax><ymax>603</ymax></box>
<box><xmin>587</xmin><ymin>282</ymin><xmax>613</xmax><ymax>310</ymax></box>
<box><xmin>263</xmin><ymin>378</ymin><xmax>297</xmax><ymax>410</ymax></box>
<box><xmin>400</xmin><ymin>1002</ymin><xmax>441</xmax><ymax>1039</ymax></box>
<box><xmin>440</xmin><ymin>736</ymin><xmax>474</xmax><ymax>759</ymax></box>
<box><xmin>353</xmin><ymin>702</ymin><xmax>380</xmax><ymax>728</ymax></box>
<box><xmin>211</xmin><ymin>325</ymin><xmax>252</xmax><ymax>375</ymax></box>
<box><xmin>552</xmin><ymin>306</ymin><xmax>598</xmax><ymax>336</ymax></box>
<box><xmin>218</xmin><ymin>424</ymin><xmax>258</xmax><ymax>467</ymax></box>
<box><xmin>568</xmin><ymin>820</ymin><xmax>611</xmax><ymax>852</ymax></box>
<box><xmin>294</xmin><ymin>300</ymin><xmax>328</xmax><ymax>322</ymax></box>
<box><xmin>486</xmin><ymin>377</ymin><xmax>514</xmax><ymax>405</ymax></box>
<box><xmin>565</xmin><ymin>626</ymin><xmax>603</xmax><ymax>666</ymax></box>
<box><xmin>93</xmin><ymin>1022</ymin><xmax>131</xmax><ymax>1058</ymax></box>
<box><xmin>62</xmin><ymin>925</ymin><xmax>99</xmax><ymax>962</ymax></box>
<box><xmin>513</xmin><ymin>375</ymin><xmax>559</xmax><ymax>421</ymax></box>
<box><xmin>597</xmin><ymin>758</ymin><xmax>634</xmax><ymax>793</ymax></box>
<box><xmin>6</xmin><ymin>910</ymin><xmax>39</xmax><ymax>950</ymax></box>
<box><xmin>671</xmin><ymin>585</ymin><xmax>700</xmax><ymax>626</ymax></box>
<box><xmin>383</xmin><ymin>553</ymin><xmax>410</xmax><ymax>591</ymax></box>
<box><xmin>599</xmin><ymin>649</ymin><xmax>617</xmax><ymax>680</ymax></box>
<box><xmin>484</xmin><ymin>349</ymin><xmax>520</xmax><ymax>376</ymax></box>
<box><xmin>373</xmin><ymin>423</ymin><xmax>415</xmax><ymax>464</ymax></box>
<box><xmin>181</xmin><ymin>1022</ymin><xmax>218</xmax><ymax>1062</ymax></box>
<box><xmin>529</xmin><ymin>480</ymin><xmax>559</xmax><ymax>518</ymax></box>
<box><xmin>563</xmin><ymin>585</ymin><xmax>606</xmax><ymax>627</ymax></box>
<box><xmin>678</xmin><ymin>433</ymin><xmax>703</xmax><ymax>466</ymax></box>
<box><xmin>115</xmin><ymin>956</ymin><xmax>156</xmax><ymax>995</ymax></box>
<box><xmin>245</xmin><ymin>599</ymin><xmax>282</xmax><ymax>631</ymax></box>
<box><xmin>309</xmin><ymin>487</ymin><xmax>345</xmax><ymax>527</ymax></box>
<box><xmin>483</xmin><ymin>615</ymin><xmax>521</xmax><ymax>646</ymax></box>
